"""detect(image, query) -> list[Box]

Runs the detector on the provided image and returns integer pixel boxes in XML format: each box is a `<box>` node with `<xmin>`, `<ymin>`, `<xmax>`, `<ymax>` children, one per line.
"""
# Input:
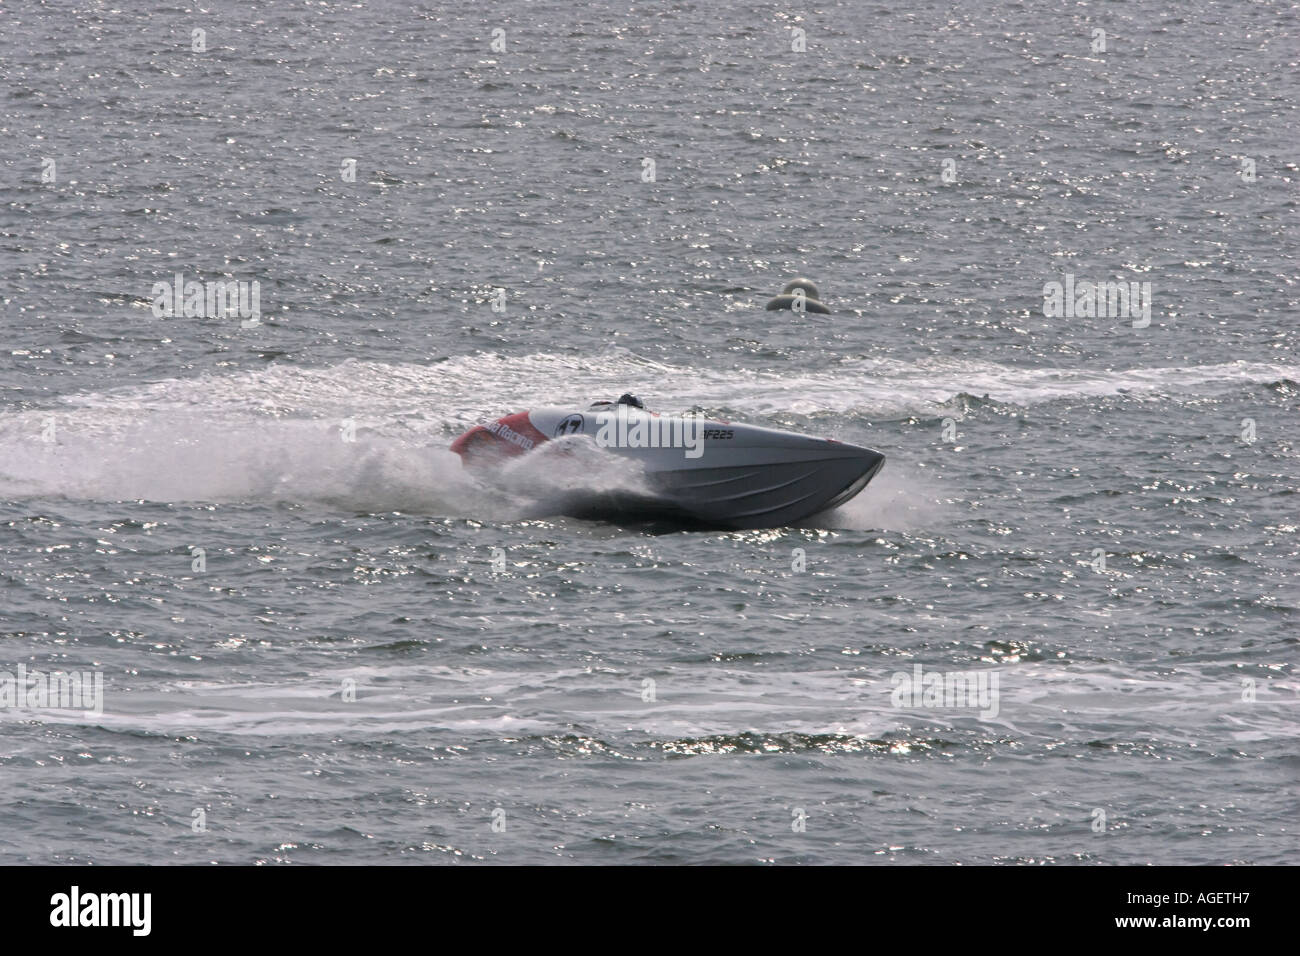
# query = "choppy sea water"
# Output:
<box><xmin>1</xmin><ymin>0</ymin><xmax>1296</xmax><ymax>864</ymax></box>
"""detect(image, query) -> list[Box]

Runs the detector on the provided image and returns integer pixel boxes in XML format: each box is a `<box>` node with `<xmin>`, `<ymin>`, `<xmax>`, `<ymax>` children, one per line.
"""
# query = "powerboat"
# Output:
<box><xmin>449</xmin><ymin>396</ymin><xmax>885</xmax><ymax>529</ymax></box>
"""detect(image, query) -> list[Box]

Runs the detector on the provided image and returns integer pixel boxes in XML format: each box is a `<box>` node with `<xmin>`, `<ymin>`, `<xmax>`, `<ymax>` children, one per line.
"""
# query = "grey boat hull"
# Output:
<box><xmin>451</xmin><ymin>405</ymin><xmax>886</xmax><ymax>529</ymax></box>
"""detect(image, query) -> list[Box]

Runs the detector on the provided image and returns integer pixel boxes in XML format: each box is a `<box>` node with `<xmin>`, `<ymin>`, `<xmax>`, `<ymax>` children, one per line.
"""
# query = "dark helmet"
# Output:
<box><xmin>765</xmin><ymin>277</ymin><xmax>831</xmax><ymax>313</ymax></box>
<box><xmin>615</xmin><ymin>393</ymin><xmax>645</xmax><ymax>409</ymax></box>
<box><xmin>782</xmin><ymin>278</ymin><xmax>821</xmax><ymax>300</ymax></box>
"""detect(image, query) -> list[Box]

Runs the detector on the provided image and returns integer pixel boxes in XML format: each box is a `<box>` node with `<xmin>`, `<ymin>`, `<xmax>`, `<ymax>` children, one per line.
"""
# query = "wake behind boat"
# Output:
<box><xmin>450</xmin><ymin>395</ymin><xmax>886</xmax><ymax>529</ymax></box>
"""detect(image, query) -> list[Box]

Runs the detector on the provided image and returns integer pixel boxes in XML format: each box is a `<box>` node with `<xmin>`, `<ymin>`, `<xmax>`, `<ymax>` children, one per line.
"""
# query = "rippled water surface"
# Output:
<box><xmin>1</xmin><ymin>0</ymin><xmax>1296</xmax><ymax>864</ymax></box>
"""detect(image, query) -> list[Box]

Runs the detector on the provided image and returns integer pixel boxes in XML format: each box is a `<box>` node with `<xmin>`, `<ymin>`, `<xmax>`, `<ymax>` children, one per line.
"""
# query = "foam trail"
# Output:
<box><xmin>0</xmin><ymin>400</ymin><xmax>655</xmax><ymax>519</ymax></box>
<box><xmin>52</xmin><ymin>352</ymin><xmax>1297</xmax><ymax>425</ymax></box>
<box><xmin>0</xmin><ymin>406</ymin><xmax>477</xmax><ymax>511</ymax></box>
<box><xmin>2</xmin><ymin>351</ymin><xmax>1289</xmax><ymax>509</ymax></box>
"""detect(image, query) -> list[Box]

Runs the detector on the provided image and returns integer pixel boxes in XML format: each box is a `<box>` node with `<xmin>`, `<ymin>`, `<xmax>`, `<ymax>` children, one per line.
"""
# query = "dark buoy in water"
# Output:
<box><xmin>765</xmin><ymin>278</ymin><xmax>831</xmax><ymax>314</ymax></box>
